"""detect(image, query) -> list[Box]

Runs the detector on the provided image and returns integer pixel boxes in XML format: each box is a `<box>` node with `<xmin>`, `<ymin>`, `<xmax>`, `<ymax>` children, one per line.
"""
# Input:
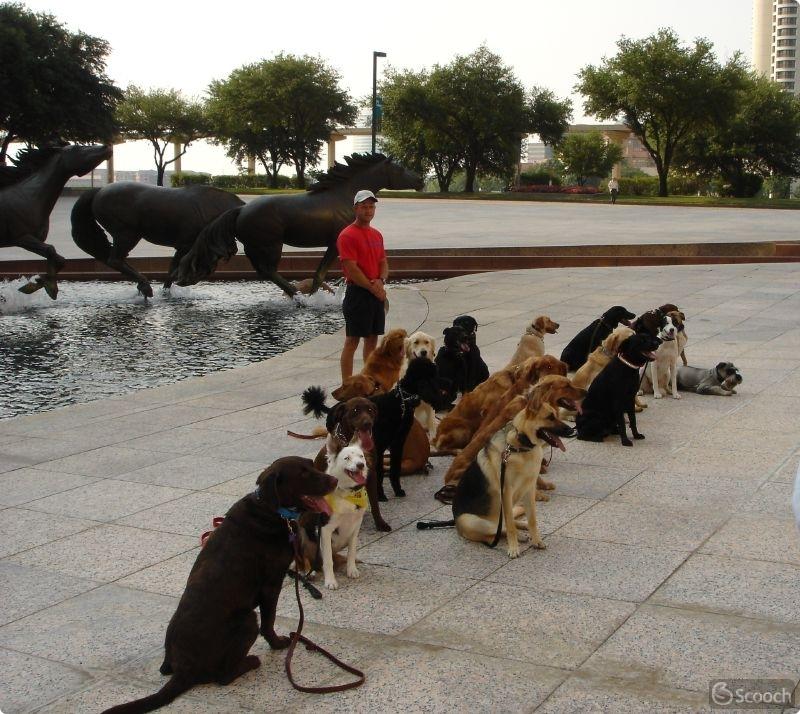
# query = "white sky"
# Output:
<box><xmin>20</xmin><ymin>0</ymin><xmax>755</xmax><ymax>174</ymax></box>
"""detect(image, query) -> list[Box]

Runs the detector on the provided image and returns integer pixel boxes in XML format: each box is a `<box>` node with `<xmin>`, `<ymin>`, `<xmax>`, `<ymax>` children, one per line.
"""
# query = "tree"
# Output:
<box><xmin>0</xmin><ymin>2</ymin><xmax>121</xmax><ymax>163</ymax></box>
<box><xmin>679</xmin><ymin>73</ymin><xmax>800</xmax><ymax>197</ymax></box>
<box><xmin>576</xmin><ymin>28</ymin><xmax>747</xmax><ymax>196</ymax></box>
<box><xmin>380</xmin><ymin>69</ymin><xmax>464</xmax><ymax>192</ymax></box>
<box><xmin>116</xmin><ymin>85</ymin><xmax>209</xmax><ymax>186</ymax></box>
<box><xmin>207</xmin><ymin>65</ymin><xmax>290</xmax><ymax>187</ymax></box>
<box><xmin>555</xmin><ymin>131</ymin><xmax>623</xmax><ymax>185</ymax></box>
<box><xmin>208</xmin><ymin>54</ymin><xmax>356</xmax><ymax>187</ymax></box>
<box><xmin>381</xmin><ymin>47</ymin><xmax>571</xmax><ymax>193</ymax></box>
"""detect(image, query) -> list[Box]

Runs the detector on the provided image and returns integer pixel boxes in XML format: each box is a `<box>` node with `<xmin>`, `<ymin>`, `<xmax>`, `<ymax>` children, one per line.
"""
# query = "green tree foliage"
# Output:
<box><xmin>208</xmin><ymin>54</ymin><xmax>356</xmax><ymax>187</ymax></box>
<box><xmin>679</xmin><ymin>74</ymin><xmax>800</xmax><ymax>197</ymax></box>
<box><xmin>576</xmin><ymin>28</ymin><xmax>746</xmax><ymax>196</ymax></box>
<box><xmin>0</xmin><ymin>2</ymin><xmax>121</xmax><ymax>163</ymax></box>
<box><xmin>381</xmin><ymin>47</ymin><xmax>571</xmax><ymax>193</ymax></box>
<box><xmin>555</xmin><ymin>131</ymin><xmax>623</xmax><ymax>185</ymax></box>
<box><xmin>116</xmin><ymin>85</ymin><xmax>209</xmax><ymax>186</ymax></box>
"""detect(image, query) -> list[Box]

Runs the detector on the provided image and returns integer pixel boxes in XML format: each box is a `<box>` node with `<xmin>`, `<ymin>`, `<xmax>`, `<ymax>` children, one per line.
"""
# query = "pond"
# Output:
<box><xmin>0</xmin><ymin>278</ymin><xmax>348</xmax><ymax>420</ymax></box>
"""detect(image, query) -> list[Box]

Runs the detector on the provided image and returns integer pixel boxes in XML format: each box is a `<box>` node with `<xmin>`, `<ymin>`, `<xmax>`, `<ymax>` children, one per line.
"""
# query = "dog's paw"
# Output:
<box><xmin>375</xmin><ymin>519</ymin><xmax>392</xmax><ymax>532</ymax></box>
<box><xmin>325</xmin><ymin>579</ymin><xmax>339</xmax><ymax>590</ymax></box>
<box><xmin>673</xmin><ymin>393</ymin><xmax>681</xmax><ymax>400</ymax></box>
<box><xmin>517</xmin><ymin>530</ymin><xmax>531</xmax><ymax>542</ymax></box>
<box><xmin>507</xmin><ymin>543</ymin><xmax>520</xmax><ymax>558</ymax></box>
<box><xmin>378</xmin><ymin>493</ymin><xmax>388</xmax><ymax>502</ymax></box>
<box><xmin>621</xmin><ymin>438</ymin><xmax>633</xmax><ymax>447</ymax></box>
<box><xmin>539</xmin><ymin>478</ymin><xmax>555</xmax><ymax>490</ymax></box>
<box><xmin>535</xmin><ymin>491</ymin><xmax>551</xmax><ymax>502</ymax></box>
<box><xmin>654</xmin><ymin>392</ymin><xmax>662</xmax><ymax>399</ymax></box>
<box><xmin>347</xmin><ymin>565</ymin><xmax>360</xmax><ymax>579</ymax></box>
<box><xmin>266</xmin><ymin>634</ymin><xmax>291</xmax><ymax>650</ymax></box>
<box><xmin>532</xmin><ymin>538</ymin><xmax>546</xmax><ymax>550</ymax></box>
<box><xmin>634</xmin><ymin>433</ymin><xmax>645</xmax><ymax>440</ymax></box>
<box><xmin>394</xmin><ymin>488</ymin><xmax>406</xmax><ymax>498</ymax></box>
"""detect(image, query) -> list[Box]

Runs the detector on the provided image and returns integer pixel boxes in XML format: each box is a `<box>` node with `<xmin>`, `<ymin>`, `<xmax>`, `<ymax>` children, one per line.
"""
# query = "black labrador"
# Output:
<box><xmin>576</xmin><ymin>333</ymin><xmax>661</xmax><ymax>446</ymax></box>
<box><xmin>453</xmin><ymin>315</ymin><xmax>490</xmax><ymax>391</ymax></box>
<box><xmin>101</xmin><ymin>457</ymin><xmax>336</xmax><ymax>714</ymax></box>
<box><xmin>560</xmin><ymin>305</ymin><xmax>636</xmax><ymax>372</ymax></box>
<box><xmin>435</xmin><ymin>325</ymin><xmax>471</xmax><ymax>408</ymax></box>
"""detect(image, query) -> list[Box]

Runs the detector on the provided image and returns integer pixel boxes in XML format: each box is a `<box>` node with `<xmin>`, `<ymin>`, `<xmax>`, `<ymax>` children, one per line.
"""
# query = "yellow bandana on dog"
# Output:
<box><xmin>325</xmin><ymin>487</ymin><xmax>369</xmax><ymax>513</ymax></box>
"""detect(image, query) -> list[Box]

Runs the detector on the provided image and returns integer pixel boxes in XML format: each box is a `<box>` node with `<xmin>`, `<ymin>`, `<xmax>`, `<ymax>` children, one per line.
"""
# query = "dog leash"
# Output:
<box><xmin>283</xmin><ymin>518</ymin><xmax>365</xmax><ymax>694</ymax></box>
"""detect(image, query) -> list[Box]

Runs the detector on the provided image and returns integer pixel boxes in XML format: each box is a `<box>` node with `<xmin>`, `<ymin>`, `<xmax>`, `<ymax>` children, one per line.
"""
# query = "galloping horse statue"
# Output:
<box><xmin>0</xmin><ymin>143</ymin><xmax>111</xmax><ymax>298</ymax></box>
<box><xmin>71</xmin><ymin>183</ymin><xmax>245</xmax><ymax>297</ymax></box>
<box><xmin>175</xmin><ymin>153</ymin><xmax>424</xmax><ymax>296</ymax></box>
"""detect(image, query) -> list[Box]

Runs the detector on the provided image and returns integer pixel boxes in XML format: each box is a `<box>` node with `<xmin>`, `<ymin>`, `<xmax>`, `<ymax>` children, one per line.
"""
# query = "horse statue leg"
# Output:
<box><xmin>104</xmin><ymin>231</ymin><xmax>154</xmax><ymax>298</ymax></box>
<box><xmin>308</xmin><ymin>243</ymin><xmax>339</xmax><ymax>294</ymax></box>
<box><xmin>14</xmin><ymin>234</ymin><xmax>66</xmax><ymax>299</ymax></box>
<box><xmin>244</xmin><ymin>242</ymin><xmax>299</xmax><ymax>297</ymax></box>
<box><xmin>163</xmin><ymin>246</ymin><xmax>191</xmax><ymax>290</ymax></box>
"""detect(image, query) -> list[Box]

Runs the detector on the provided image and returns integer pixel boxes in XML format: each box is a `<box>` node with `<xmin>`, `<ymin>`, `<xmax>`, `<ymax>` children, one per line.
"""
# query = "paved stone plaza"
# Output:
<box><xmin>2</xmin><ymin>196</ymin><xmax>800</xmax><ymax>261</ymax></box>
<box><xmin>1</xmin><ymin>262</ymin><xmax>799</xmax><ymax>712</ymax></box>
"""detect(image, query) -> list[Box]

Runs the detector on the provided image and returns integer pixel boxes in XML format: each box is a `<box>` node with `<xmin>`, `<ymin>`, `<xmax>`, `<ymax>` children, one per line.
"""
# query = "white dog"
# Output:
<box><xmin>403</xmin><ymin>331</ymin><xmax>438</xmax><ymax>437</ymax></box>
<box><xmin>321</xmin><ymin>444</ymin><xmax>369</xmax><ymax>590</ymax></box>
<box><xmin>641</xmin><ymin>311</ymin><xmax>685</xmax><ymax>400</ymax></box>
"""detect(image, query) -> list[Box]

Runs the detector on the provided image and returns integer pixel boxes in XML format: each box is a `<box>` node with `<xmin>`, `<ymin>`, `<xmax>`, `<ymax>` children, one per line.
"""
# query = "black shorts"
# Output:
<box><xmin>342</xmin><ymin>284</ymin><xmax>385</xmax><ymax>337</ymax></box>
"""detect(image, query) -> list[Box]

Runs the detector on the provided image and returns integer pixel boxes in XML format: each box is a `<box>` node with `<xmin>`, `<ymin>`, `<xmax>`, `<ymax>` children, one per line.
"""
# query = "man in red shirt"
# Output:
<box><xmin>337</xmin><ymin>189</ymin><xmax>389</xmax><ymax>381</ymax></box>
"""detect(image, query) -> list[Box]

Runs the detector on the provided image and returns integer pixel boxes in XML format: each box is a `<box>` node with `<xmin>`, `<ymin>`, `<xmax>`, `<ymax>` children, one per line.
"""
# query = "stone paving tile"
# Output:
<box><xmin>275</xmin><ymin>564</ymin><xmax>475</xmax><ymax>637</ymax></box>
<box><xmin>582</xmin><ymin>604</ymin><xmax>800</xmax><ymax>694</ymax></box>
<box><xmin>0</xmin><ymin>561</ymin><xmax>99</xmax><ymax>627</ymax></box>
<box><xmin>7</xmin><ymin>523</ymin><xmax>196</xmax><ymax>581</ymax></box>
<box><xmin>770</xmin><ymin>450</ymin><xmax>800</xmax><ymax>483</ymax></box>
<box><xmin>121</xmin><ymin>425</ymin><xmax>241</xmax><ymax>455</ymax></box>
<box><xmin>488</xmin><ymin>536</ymin><xmax>689</xmax><ymax>603</ymax></box>
<box><xmin>115</xmin><ymin>453</ymin><xmax>260</xmax><ymax>490</ymax></box>
<box><xmin>558</xmin><ymin>501</ymin><xmax>725</xmax><ymax>551</ymax></box>
<box><xmin>652</xmin><ymin>553</ymin><xmax>800</xmax><ymax>624</ymax></box>
<box><xmin>699</xmin><ymin>514</ymin><xmax>800</xmax><ymax>565</ymax></box>
<box><xmin>206</xmin><ymin>469</ymin><xmax>268</xmax><ymax>497</ymax></box>
<box><xmin>0</xmin><ymin>584</ymin><xmax>178</xmax><ymax>670</ymax></box>
<box><xmin>0</xmin><ymin>508</ymin><xmax>98</xmax><ymax>559</ymax></box>
<box><xmin>0</xmin><ymin>467</ymin><xmax>98</xmax><ymax>507</ymax></box>
<box><xmin>0</xmin><ymin>647</ymin><xmax>92</xmax><ymax>714</ymax></box>
<box><xmin>401</xmin><ymin>580</ymin><xmax>635</xmax><ymax>670</ymax></box>
<box><xmin>0</xmin><ymin>436</ymin><xmax>90</xmax><ymax>466</ymax></box>
<box><xmin>0</xmin><ymin>459</ymin><xmax>26</xmax><ymax>474</ymax></box>
<box><xmin>24</xmin><ymin>479</ymin><xmax>189</xmax><ymax>522</ymax></box>
<box><xmin>530</xmin><ymin>462</ymin><xmax>644</xmax><ymax>501</ymax></box>
<box><xmin>34</xmin><ymin>445</ymin><xmax>177</xmax><ymax>478</ymax></box>
<box><xmin>117</xmin><ymin>548</ymin><xmax>199</xmax><ymax>598</ymax></box>
<box><xmin>116</xmin><ymin>491</ymin><xmax>238</xmax><ymax>536</ymax></box>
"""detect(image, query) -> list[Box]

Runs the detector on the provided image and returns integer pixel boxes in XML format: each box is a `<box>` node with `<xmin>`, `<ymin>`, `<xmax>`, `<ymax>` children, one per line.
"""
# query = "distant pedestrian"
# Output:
<box><xmin>337</xmin><ymin>189</ymin><xmax>389</xmax><ymax>382</ymax></box>
<box><xmin>608</xmin><ymin>177</ymin><xmax>620</xmax><ymax>205</ymax></box>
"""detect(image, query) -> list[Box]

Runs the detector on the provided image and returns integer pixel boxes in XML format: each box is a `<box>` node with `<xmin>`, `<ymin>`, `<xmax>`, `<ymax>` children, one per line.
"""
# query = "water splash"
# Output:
<box><xmin>0</xmin><ymin>277</ymin><xmax>54</xmax><ymax>314</ymax></box>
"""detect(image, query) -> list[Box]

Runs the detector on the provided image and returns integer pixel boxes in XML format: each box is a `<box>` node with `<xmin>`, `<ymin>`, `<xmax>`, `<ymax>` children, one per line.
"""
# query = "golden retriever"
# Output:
<box><xmin>452</xmin><ymin>377</ymin><xmax>582</xmax><ymax>556</ymax></box>
<box><xmin>505</xmin><ymin>315</ymin><xmax>560</xmax><ymax>368</ymax></box>
<box><xmin>333</xmin><ymin>328</ymin><xmax>407</xmax><ymax>398</ymax></box>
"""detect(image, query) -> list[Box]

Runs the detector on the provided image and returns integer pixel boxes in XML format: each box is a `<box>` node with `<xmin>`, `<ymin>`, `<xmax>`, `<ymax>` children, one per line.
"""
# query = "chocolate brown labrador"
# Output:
<box><xmin>101</xmin><ymin>457</ymin><xmax>336</xmax><ymax>714</ymax></box>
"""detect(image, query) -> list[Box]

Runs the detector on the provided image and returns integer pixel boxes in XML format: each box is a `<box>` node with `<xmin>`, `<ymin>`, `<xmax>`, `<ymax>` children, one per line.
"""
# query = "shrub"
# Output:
<box><xmin>519</xmin><ymin>170</ymin><xmax>562</xmax><ymax>187</ymax></box>
<box><xmin>510</xmin><ymin>184</ymin><xmax>599</xmax><ymax>194</ymax></box>
<box><xmin>171</xmin><ymin>172</ymin><xmax>211</xmax><ymax>187</ymax></box>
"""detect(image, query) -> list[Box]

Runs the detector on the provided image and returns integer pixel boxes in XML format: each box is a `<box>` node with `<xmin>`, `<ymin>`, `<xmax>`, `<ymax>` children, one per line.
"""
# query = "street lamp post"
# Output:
<box><xmin>372</xmin><ymin>51</ymin><xmax>386</xmax><ymax>154</ymax></box>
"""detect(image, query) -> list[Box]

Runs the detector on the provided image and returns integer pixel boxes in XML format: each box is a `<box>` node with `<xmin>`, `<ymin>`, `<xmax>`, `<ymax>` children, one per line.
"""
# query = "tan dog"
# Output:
<box><xmin>434</xmin><ymin>354</ymin><xmax>567</xmax><ymax>453</ymax></box>
<box><xmin>402</xmin><ymin>331</ymin><xmax>437</xmax><ymax>437</ymax></box>
<box><xmin>506</xmin><ymin>315</ymin><xmax>560</xmax><ymax>367</ymax></box>
<box><xmin>561</xmin><ymin>325</ymin><xmax>634</xmax><ymax>421</ymax></box>
<box><xmin>440</xmin><ymin>372</ymin><xmax>580</xmax><ymax>501</ymax></box>
<box><xmin>452</xmin><ymin>378</ymin><xmax>582</xmax><ymax>556</ymax></box>
<box><xmin>334</xmin><ymin>328</ymin><xmax>407</xmax><ymax>397</ymax></box>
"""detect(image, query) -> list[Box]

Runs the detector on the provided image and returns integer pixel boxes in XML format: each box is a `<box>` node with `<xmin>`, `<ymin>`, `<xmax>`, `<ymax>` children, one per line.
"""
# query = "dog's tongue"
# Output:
<box><xmin>347</xmin><ymin>469</ymin><xmax>367</xmax><ymax>486</ymax></box>
<box><xmin>357</xmin><ymin>429</ymin><xmax>374</xmax><ymax>451</ymax></box>
<box><xmin>301</xmin><ymin>495</ymin><xmax>332</xmax><ymax>517</ymax></box>
<box><xmin>460</xmin><ymin>342</ymin><xmax>470</xmax><ymax>352</ymax></box>
<box><xmin>553</xmin><ymin>436</ymin><xmax>566</xmax><ymax>452</ymax></box>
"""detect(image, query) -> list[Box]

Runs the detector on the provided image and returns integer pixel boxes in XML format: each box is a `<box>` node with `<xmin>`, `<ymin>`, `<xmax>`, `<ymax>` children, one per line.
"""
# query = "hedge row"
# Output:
<box><xmin>171</xmin><ymin>172</ymin><xmax>295</xmax><ymax>189</ymax></box>
<box><xmin>511</xmin><ymin>184</ymin><xmax>600</xmax><ymax>194</ymax></box>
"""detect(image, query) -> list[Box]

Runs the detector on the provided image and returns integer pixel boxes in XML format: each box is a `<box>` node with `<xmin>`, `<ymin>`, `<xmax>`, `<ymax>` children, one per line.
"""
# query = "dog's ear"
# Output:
<box><xmin>678</xmin><ymin>311</ymin><xmax>686</xmax><ymax>322</ymax></box>
<box><xmin>326</xmin><ymin>402</ymin><xmax>348</xmax><ymax>432</ymax></box>
<box><xmin>404</xmin><ymin>337</ymin><xmax>412</xmax><ymax>359</ymax></box>
<box><xmin>715</xmin><ymin>362</ymin><xmax>728</xmax><ymax>375</ymax></box>
<box><xmin>533</xmin><ymin>315</ymin><xmax>546</xmax><ymax>332</ymax></box>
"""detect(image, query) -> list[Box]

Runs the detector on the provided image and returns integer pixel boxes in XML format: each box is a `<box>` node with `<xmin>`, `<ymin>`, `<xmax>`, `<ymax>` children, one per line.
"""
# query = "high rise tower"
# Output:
<box><xmin>753</xmin><ymin>0</ymin><xmax>800</xmax><ymax>94</ymax></box>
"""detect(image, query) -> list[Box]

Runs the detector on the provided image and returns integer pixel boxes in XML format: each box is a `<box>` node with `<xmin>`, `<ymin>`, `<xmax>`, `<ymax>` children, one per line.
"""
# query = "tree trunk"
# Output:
<box><xmin>0</xmin><ymin>132</ymin><xmax>13</xmax><ymax>165</ymax></box>
<box><xmin>464</xmin><ymin>163</ymin><xmax>477</xmax><ymax>193</ymax></box>
<box><xmin>657</xmin><ymin>169</ymin><xmax>668</xmax><ymax>197</ymax></box>
<box><xmin>156</xmin><ymin>164</ymin><xmax>166</xmax><ymax>186</ymax></box>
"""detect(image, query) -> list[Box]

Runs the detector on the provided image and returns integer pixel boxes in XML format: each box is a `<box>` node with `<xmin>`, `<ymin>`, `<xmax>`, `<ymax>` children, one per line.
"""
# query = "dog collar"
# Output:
<box><xmin>277</xmin><ymin>507</ymin><xmax>300</xmax><ymax>520</ymax></box>
<box><xmin>395</xmin><ymin>383</ymin><xmax>418</xmax><ymax>420</ymax></box>
<box><xmin>526</xmin><ymin>327</ymin><xmax>544</xmax><ymax>339</ymax></box>
<box><xmin>617</xmin><ymin>354</ymin><xmax>644</xmax><ymax>369</ymax></box>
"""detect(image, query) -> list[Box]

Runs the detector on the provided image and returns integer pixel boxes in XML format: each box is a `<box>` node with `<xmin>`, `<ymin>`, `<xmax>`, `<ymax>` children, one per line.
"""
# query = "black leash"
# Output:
<box><xmin>484</xmin><ymin>446</ymin><xmax>509</xmax><ymax>549</ymax></box>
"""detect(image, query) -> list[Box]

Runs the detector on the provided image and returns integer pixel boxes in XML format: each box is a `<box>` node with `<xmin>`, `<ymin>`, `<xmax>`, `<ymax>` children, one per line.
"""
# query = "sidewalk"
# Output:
<box><xmin>1</xmin><ymin>262</ymin><xmax>799</xmax><ymax>713</ymax></box>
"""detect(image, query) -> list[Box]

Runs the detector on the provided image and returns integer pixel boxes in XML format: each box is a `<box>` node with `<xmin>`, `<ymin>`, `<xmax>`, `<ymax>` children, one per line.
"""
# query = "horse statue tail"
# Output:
<box><xmin>70</xmin><ymin>188</ymin><xmax>111</xmax><ymax>262</ymax></box>
<box><xmin>175</xmin><ymin>206</ymin><xmax>241</xmax><ymax>286</ymax></box>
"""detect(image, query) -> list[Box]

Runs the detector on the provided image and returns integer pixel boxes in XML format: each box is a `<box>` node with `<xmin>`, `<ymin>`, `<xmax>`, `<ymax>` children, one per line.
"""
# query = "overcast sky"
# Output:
<box><xmin>21</xmin><ymin>0</ymin><xmax>755</xmax><ymax>174</ymax></box>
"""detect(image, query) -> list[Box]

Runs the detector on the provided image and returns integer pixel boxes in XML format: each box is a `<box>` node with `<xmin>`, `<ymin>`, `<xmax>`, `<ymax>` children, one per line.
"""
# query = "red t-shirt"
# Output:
<box><xmin>337</xmin><ymin>223</ymin><xmax>385</xmax><ymax>283</ymax></box>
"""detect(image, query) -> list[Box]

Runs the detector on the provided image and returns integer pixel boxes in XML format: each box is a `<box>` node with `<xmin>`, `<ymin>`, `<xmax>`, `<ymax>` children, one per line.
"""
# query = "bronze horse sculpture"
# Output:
<box><xmin>0</xmin><ymin>143</ymin><xmax>111</xmax><ymax>298</ymax></box>
<box><xmin>70</xmin><ymin>184</ymin><xmax>245</xmax><ymax>297</ymax></box>
<box><xmin>175</xmin><ymin>153</ymin><xmax>424</xmax><ymax>296</ymax></box>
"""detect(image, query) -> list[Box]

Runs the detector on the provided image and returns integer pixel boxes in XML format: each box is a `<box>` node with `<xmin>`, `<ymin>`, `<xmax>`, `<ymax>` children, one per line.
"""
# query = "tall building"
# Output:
<box><xmin>753</xmin><ymin>0</ymin><xmax>799</xmax><ymax>94</ymax></box>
